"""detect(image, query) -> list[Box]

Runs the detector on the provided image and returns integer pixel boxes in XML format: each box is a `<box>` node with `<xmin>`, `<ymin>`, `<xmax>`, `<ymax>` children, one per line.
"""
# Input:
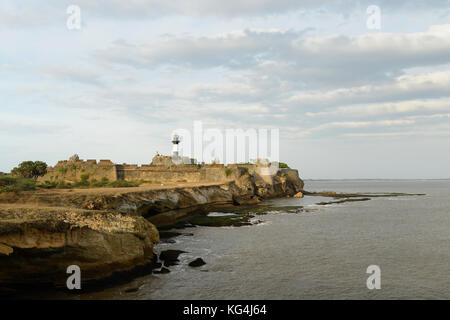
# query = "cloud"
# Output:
<box><xmin>296</xmin><ymin>119</ymin><xmax>416</xmax><ymax>137</ymax></box>
<box><xmin>288</xmin><ymin>70</ymin><xmax>450</xmax><ymax>110</ymax></box>
<box><xmin>97</xmin><ymin>25</ymin><xmax>450</xmax><ymax>91</ymax></box>
<box><xmin>40</xmin><ymin>66</ymin><xmax>105</xmax><ymax>86</ymax></box>
<box><xmin>305</xmin><ymin>98</ymin><xmax>450</xmax><ymax>119</ymax></box>
<box><xmin>2</xmin><ymin>0</ymin><xmax>448</xmax><ymax>24</ymax></box>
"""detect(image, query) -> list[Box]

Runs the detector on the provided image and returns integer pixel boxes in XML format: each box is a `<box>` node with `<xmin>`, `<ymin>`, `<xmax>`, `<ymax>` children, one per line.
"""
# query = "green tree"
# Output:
<box><xmin>11</xmin><ymin>161</ymin><xmax>48</xmax><ymax>178</ymax></box>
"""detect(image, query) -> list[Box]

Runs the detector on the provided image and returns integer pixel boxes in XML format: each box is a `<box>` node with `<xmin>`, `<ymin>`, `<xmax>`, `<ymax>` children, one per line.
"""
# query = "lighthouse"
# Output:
<box><xmin>172</xmin><ymin>134</ymin><xmax>181</xmax><ymax>157</ymax></box>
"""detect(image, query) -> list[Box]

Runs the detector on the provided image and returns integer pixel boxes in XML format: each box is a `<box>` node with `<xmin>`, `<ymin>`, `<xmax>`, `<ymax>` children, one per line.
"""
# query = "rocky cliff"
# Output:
<box><xmin>0</xmin><ymin>167</ymin><xmax>303</xmax><ymax>288</ymax></box>
<box><xmin>0</xmin><ymin>207</ymin><xmax>158</xmax><ymax>288</ymax></box>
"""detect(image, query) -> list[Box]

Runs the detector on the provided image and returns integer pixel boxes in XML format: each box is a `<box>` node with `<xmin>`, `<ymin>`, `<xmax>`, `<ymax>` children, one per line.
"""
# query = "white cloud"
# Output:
<box><xmin>306</xmin><ymin>98</ymin><xmax>450</xmax><ymax>118</ymax></box>
<box><xmin>291</xmin><ymin>70</ymin><xmax>450</xmax><ymax>110</ymax></box>
<box><xmin>98</xmin><ymin>25</ymin><xmax>450</xmax><ymax>91</ymax></box>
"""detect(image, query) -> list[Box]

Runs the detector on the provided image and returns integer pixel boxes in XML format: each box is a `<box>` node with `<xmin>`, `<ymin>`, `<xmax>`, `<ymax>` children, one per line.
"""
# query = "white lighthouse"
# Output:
<box><xmin>172</xmin><ymin>134</ymin><xmax>181</xmax><ymax>157</ymax></box>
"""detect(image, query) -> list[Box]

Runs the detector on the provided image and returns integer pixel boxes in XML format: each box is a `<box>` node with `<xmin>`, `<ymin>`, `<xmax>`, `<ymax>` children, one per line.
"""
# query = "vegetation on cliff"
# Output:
<box><xmin>0</xmin><ymin>175</ymin><xmax>37</xmax><ymax>192</ymax></box>
<box><xmin>279</xmin><ymin>162</ymin><xmax>290</xmax><ymax>168</ymax></box>
<box><xmin>11</xmin><ymin>161</ymin><xmax>47</xmax><ymax>178</ymax></box>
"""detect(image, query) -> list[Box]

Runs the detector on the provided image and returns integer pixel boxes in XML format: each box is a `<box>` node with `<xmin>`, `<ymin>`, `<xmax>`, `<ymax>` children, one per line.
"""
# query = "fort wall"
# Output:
<box><xmin>38</xmin><ymin>156</ymin><xmax>285</xmax><ymax>185</ymax></box>
<box><xmin>39</xmin><ymin>159</ymin><xmax>117</xmax><ymax>183</ymax></box>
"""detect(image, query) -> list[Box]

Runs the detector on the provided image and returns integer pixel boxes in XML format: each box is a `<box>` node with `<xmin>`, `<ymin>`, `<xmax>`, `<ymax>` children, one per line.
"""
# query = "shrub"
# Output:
<box><xmin>80</xmin><ymin>174</ymin><xmax>90</xmax><ymax>182</ymax></box>
<box><xmin>38</xmin><ymin>180</ymin><xmax>58</xmax><ymax>189</ymax></box>
<box><xmin>73</xmin><ymin>181</ymin><xmax>89</xmax><ymax>188</ymax></box>
<box><xmin>59</xmin><ymin>167</ymin><xmax>68</xmax><ymax>174</ymax></box>
<box><xmin>91</xmin><ymin>178</ymin><xmax>108</xmax><ymax>188</ymax></box>
<box><xmin>0</xmin><ymin>175</ymin><xmax>36</xmax><ymax>192</ymax></box>
<box><xmin>225</xmin><ymin>168</ymin><xmax>233</xmax><ymax>177</ymax></box>
<box><xmin>100</xmin><ymin>177</ymin><xmax>109</xmax><ymax>186</ymax></box>
<box><xmin>279</xmin><ymin>162</ymin><xmax>290</xmax><ymax>169</ymax></box>
<box><xmin>107</xmin><ymin>180</ymin><xmax>140</xmax><ymax>188</ymax></box>
<box><xmin>11</xmin><ymin>161</ymin><xmax>47</xmax><ymax>178</ymax></box>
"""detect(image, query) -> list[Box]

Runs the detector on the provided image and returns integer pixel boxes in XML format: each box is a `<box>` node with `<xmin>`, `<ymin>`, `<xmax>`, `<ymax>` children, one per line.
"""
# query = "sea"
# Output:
<box><xmin>51</xmin><ymin>180</ymin><xmax>450</xmax><ymax>299</ymax></box>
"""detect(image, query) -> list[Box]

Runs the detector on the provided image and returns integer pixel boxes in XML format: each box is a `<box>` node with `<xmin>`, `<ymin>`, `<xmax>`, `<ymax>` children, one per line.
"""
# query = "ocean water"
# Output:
<box><xmin>78</xmin><ymin>180</ymin><xmax>450</xmax><ymax>299</ymax></box>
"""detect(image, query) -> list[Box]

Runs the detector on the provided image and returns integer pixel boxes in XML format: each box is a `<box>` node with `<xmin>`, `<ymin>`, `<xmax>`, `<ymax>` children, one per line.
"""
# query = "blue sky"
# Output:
<box><xmin>1</xmin><ymin>0</ymin><xmax>450</xmax><ymax>179</ymax></box>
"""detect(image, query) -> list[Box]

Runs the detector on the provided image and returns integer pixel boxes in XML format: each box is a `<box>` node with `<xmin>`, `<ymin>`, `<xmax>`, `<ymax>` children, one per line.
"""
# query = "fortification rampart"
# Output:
<box><xmin>38</xmin><ymin>155</ymin><xmax>290</xmax><ymax>185</ymax></box>
<box><xmin>39</xmin><ymin>157</ymin><xmax>237</xmax><ymax>184</ymax></box>
<box><xmin>39</xmin><ymin>159</ymin><xmax>117</xmax><ymax>183</ymax></box>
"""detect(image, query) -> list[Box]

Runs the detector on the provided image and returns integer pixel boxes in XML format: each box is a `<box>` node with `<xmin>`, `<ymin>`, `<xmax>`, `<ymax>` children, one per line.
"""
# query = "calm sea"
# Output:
<box><xmin>69</xmin><ymin>180</ymin><xmax>450</xmax><ymax>299</ymax></box>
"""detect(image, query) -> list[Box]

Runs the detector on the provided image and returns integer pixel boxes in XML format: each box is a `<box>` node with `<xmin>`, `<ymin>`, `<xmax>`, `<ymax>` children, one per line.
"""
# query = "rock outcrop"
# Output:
<box><xmin>0</xmin><ymin>167</ymin><xmax>303</xmax><ymax>288</ymax></box>
<box><xmin>0</xmin><ymin>207</ymin><xmax>158</xmax><ymax>287</ymax></box>
<box><xmin>188</xmin><ymin>258</ymin><xmax>206</xmax><ymax>267</ymax></box>
<box><xmin>294</xmin><ymin>191</ymin><xmax>304</xmax><ymax>198</ymax></box>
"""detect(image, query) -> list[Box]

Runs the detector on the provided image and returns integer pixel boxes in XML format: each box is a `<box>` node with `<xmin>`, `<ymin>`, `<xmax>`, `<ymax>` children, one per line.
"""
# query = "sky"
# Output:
<box><xmin>1</xmin><ymin>0</ymin><xmax>450</xmax><ymax>179</ymax></box>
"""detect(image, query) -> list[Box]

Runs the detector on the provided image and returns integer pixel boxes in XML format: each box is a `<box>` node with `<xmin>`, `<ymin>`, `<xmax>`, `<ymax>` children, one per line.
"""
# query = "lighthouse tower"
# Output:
<box><xmin>172</xmin><ymin>134</ymin><xmax>181</xmax><ymax>157</ymax></box>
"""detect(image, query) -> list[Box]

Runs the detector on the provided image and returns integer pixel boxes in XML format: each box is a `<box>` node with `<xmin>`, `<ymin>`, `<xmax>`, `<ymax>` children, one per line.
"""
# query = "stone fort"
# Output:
<box><xmin>38</xmin><ymin>135</ymin><xmax>295</xmax><ymax>185</ymax></box>
<box><xmin>38</xmin><ymin>153</ymin><xmax>282</xmax><ymax>184</ymax></box>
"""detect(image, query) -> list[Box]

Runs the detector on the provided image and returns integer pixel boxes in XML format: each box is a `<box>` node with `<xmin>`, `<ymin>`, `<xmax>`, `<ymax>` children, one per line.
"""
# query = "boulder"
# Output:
<box><xmin>154</xmin><ymin>267</ymin><xmax>170</xmax><ymax>274</ymax></box>
<box><xmin>294</xmin><ymin>191</ymin><xmax>304</xmax><ymax>198</ymax></box>
<box><xmin>0</xmin><ymin>207</ymin><xmax>159</xmax><ymax>287</ymax></box>
<box><xmin>159</xmin><ymin>249</ymin><xmax>186</xmax><ymax>267</ymax></box>
<box><xmin>188</xmin><ymin>258</ymin><xmax>206</xmax><ymax>267</ymax></box>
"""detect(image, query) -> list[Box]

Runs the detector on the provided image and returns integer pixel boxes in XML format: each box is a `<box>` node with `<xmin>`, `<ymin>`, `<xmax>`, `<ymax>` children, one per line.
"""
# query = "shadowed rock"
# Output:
<box><xmin>188</xmin><ymin>258</ymin><xmax>206</xmax><ymax>267</ymax></box>
<box><xmin>154</xmin><ymin>267</ymin><xmax>170</xmax><ymax>274</ymax></box>
<box><xmin>159</xmin><ymin>249</ymin><xmax>186</xmax><ymax>267</ymax></box>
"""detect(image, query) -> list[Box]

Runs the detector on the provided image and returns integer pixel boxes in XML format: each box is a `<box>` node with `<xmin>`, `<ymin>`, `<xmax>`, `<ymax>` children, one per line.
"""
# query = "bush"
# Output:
<box><xmin>0</xmin><ymin>175</ymin><xmax>36</xmax><ymax>192</ymax></box>
<box><xmin>107</xmin><ymin>180</ymin><xmax>140</xmax><ymax>188</ymax></box>
<box><xmin>279</xmin><ymin>162</ymin><xmax>290</xmax><ymax>169</ymax></box>
<box><xmin>38</xmin><ymin>180</ymin><xmax>58</xmax><ymax>189</ymax></box>
<box><xmin>11</xmin><ymin>161</ymin><xmax>47</xmax><ymax>178</ymax></box>
<box><xmin>225</xmin><ymin>168</ymin><xmax>233</xmax><ymax>177</ymax></box>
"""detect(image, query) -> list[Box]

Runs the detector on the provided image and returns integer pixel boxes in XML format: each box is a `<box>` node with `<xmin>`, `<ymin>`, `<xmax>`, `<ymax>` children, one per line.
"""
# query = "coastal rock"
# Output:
<box><xmin>0</xmin><ymin>168</ymin><xmax>304</xmax><ymax>229</ymax></box>
<box><xmin>0</xmin><ymin>207</ymin><xmax>159</xmax><ymax>287</ymax></box>
<box><xmin>294</xmin><ymin>192</ymin><xmax>304</xmax><ymax>198</ymax></box>
<box><xmin>188</xmin><ymin>258</ymin><xmax>206</xmax><ymax>267</ymax></box>
<box><xmin>0</xmin><ymin>166</ymin><xmax>304</xmax><ymax>286</ymax></box>
<box><xmin>159</xmin><ymin>249</ymin><xmax>186</xmax><ymax>267</ymax></box>
<box><xmin>154</xmin><ymin>267</ymin><xmax>170</xmax><ymax>274</ymax></box>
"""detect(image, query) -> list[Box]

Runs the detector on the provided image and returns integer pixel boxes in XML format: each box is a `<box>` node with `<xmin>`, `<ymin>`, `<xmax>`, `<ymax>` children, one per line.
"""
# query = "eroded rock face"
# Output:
<box><xmin>0</xmin><ymin>208</ymin><xmax>159</xmax><ymax>287</ymax></box>
<box><xmin>0</xmin><ymin>167</ymin><xmax>304</xmax><ymax>287</ymax></box>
